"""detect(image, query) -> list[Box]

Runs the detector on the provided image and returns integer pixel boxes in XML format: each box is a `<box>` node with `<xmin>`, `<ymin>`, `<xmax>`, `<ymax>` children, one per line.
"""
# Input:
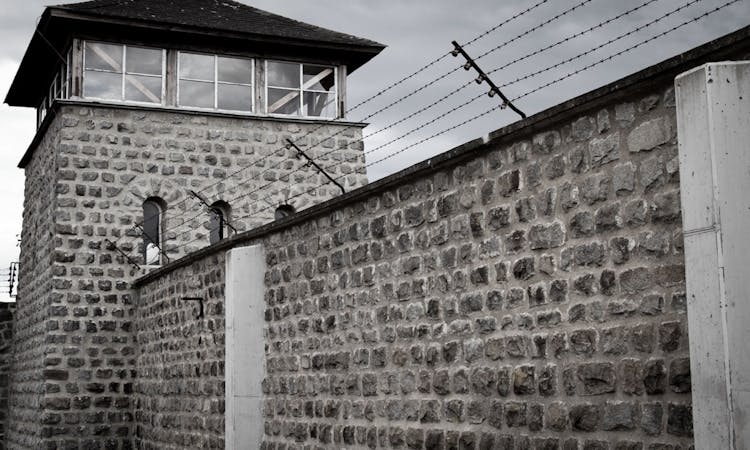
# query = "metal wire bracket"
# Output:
<box><xmin>285</xmin><ymin>139</ymin><xmax>346</xmax><ymax>195</ymax></box>
<box><xmin>450</xmin><ymin>40</ymin><xmax>526</xmax><ymax>119</ymax></box>
<box><xmin>8</xmin><ymin>262</ymin><xmax>18</xmax><ymax>298</ymax></box>
<box><xmin>188</xmin><ymin>190</ymin><xmax>238</xmax><ymax>234</ymax></box>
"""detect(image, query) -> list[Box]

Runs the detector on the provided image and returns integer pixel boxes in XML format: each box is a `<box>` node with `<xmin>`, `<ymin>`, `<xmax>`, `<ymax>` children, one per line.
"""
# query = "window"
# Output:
<box><xmin>274</xmin><ymin>204</ymin><xmax>296</xmax><ymax>220</ymax></box>
<box><xmin>142</xmin><ymin>198</ymin><xmax>165</xmax><ymax>265</ymax></box>
<box><xmin>37</xmin><ymin>50</ymin><xmax>72</xmax><ymax>128</ymax></box>
<box><xmin>83</xmin><ymin>42</ymin><xmax>164</xmax><ymax>104</ymax></box>
<box><xmin>178</xmin><ymin>52</ymin><xmax>254</xmax><ymax>112</ymax></box>
<box><xmin>208</xmin><ymin>201</ymin><xmax>232</xmax><ymax>244</ymax></box>
<box><xmin>266</xmin><ymin>61</ymin><xmax>337</xmax><ymax>118</ymax></box>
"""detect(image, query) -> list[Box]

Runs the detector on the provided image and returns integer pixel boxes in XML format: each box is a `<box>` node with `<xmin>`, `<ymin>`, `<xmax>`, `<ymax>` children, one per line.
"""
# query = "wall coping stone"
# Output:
<box><xmin>133</xmin><ymin>24</ymin><xmax>750</xmax><ymax>286</ymax></box>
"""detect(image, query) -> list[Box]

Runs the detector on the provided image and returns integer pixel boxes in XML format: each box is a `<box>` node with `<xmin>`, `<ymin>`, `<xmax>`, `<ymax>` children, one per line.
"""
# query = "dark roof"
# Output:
<box><xmin>5</xmin><ymin>0</ymin><xmax>385</xmax><ymax>107</ymax></box>
<box><xmin>52</xmin><ymin>0</ymin><xmax>383</xmax><ymax>48</ymax></box>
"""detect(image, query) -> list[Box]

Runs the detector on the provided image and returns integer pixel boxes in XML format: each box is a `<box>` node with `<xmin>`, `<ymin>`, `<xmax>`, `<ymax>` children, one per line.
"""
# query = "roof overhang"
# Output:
<box><xmin>5</xmin><ymin>7</ymin><xmax>385</xmax><ymax>108</ymax></box>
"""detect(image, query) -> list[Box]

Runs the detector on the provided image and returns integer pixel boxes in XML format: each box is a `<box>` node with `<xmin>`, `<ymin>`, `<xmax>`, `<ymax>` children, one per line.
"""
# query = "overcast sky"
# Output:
<box><xmin>0</xmin><ymin>0</ymin><xmax>746</xmax><ymax>300</ymax></box>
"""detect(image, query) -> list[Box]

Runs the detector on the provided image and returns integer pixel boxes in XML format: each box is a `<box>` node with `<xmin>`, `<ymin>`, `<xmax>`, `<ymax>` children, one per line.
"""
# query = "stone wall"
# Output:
<box><xmin>7</xmin><ymin>114</ymin><xmax>60</xmax><ymax>449</ymax></box>
<box><xmin>0</xmin><ymin>302</ymin><xmax>15</xmax><ymax>449</ymax></box>
<box><xmin>255</xmin><ymin>82</ymin><xmax>692</xmax><ymax>449</ymax></box>
<box><xmin>13</xmin><ymin>25</ymin><xmax>750</xmax><ymax>450</ymax></box>
<box><xmin>11</xmin><ymin>103</ymin><xmax>367</xmax><ymax>449</ymax></box>
<box><xmin>134</xmin><ymin>254</ymin><xmax>225</xmax><ymax>449</ymax></box>
<box><xmin>135</xmin><ymin>71</ymin><xmax>698</xmax><ymax>448</ymax></box>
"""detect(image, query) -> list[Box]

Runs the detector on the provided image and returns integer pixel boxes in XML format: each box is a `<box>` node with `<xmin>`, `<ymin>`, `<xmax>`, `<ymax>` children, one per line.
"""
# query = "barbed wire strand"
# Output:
<box><xmin>347</xmin><ymin>0</ymin><xmax>553</xmax><ymax>113</ymax></box>
<box><xmin>227</xmin><ymin>0</ymin><xmax>737</xmax><ymax>228</ymax></box>
<box><xmin>512</xmin><ymin>0</ymin><xmax>741</xmax><ymax>102</ymax></box>
<box><xmin>151</xmin><ymin>0</ymin><xmax>601</xmax><ymax>236</ymax></box>
<box><xmin>487</xmin><ymin>0</ymin><xmax>666</xmax><ymax>76</ymax></box>
<box><xmin>494</xmin><ymin>0</ymin><xmax>708</xmax><ymax>89</ymax></box>
<box><xmin>106</xmin><ymin>0</ymin><xmax>560</xmax><ymax>248</ymax></box>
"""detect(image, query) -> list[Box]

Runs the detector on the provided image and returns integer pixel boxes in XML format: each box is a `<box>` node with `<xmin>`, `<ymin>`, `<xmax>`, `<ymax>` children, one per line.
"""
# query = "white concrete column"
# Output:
<box><xmin>675</xmin><ymin>61</ymin><xmax>750</xmax><ymax>449</ymax></box>
<box><xmin>225</xmin><ymin>245</ymin><xmax>266</xmax><ymax>450</ymax></box>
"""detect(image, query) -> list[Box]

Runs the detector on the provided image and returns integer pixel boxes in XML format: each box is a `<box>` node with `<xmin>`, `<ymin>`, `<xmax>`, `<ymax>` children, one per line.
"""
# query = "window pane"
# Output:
<box><xmin>125</xmin><ymin>75</ymin><xmax>162</xmax><ymax>103</ymax></box>
<box><xmin>126</xmin><ymin>47</ymin><xmax>162</xmax><ymax>75</ymax></box>
<box><xmin>85</xmin><ymin>42</ymin><xmax>123</xmax><ymax>72</ymax></box>
<box><xmin>143</xmin><ymin>201</ymin><xmax>161</xmax><ymax>265</ymax></box>
<box><xmin>84</xmin><ymin>70</ymin><xmax>122</xmax><ymax>100</ymax></box>
<box><xmin>268</xmin><ymin>88</ymin><xmax>300</xmax><ymax>115</ymax></box>
<box><xmin>180</xmin><ymin>53</ymin><xmax>214</xmax><ymax>81</ymax></box>
<box><xmin>143</xmin><ymin>202</ymin><xmax>161</xmax><ymax>246</ymax></box>
<box><xmin>267</xmin><ymin>61</ymin><xmax>299</xmax><ymax>89</ymax></box>
<box><xmin>218</xmin><ymin>57</ymin><xmax>252</xmax><ymax>84</ymax></box>
<box><xmin>218</xmin><ymin>84</ymin><xmax>252</xmax><ymax>112</ymax></box>
<box><xmin>209</xmin><ymin>209</ymin><xmax>224</xmax><ymax>244</ymax></box>
<box><xmin>303</xmin><ymin>65</ymin><xmax>335</xmax><ymax>92</ymax></box>
<box><xmin>303</xmin><ymin>91</ymin><xmax>336</xmax><ymax>118</ymax></box>
<box><xmin>180</xmin><ymin>80</ymin><xmax>214</xmax><ymax>108</ymax></box>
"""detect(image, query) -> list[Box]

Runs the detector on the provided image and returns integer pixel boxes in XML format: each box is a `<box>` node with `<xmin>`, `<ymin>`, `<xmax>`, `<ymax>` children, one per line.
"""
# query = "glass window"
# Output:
<box><xmin>267</xmin><ymin>61</ymin><xmax>336</xmax><ymax>118</ymax></box>
<box><xmin>143</xmin><ymin>199</ymin><xmax>164</xmax><ymax>265</ymax></box>
<box><xmin>178</xmin><ymin>52</ymin><xmax>253</xmax><ymax>112</ymax></box>
<box><xmin>83</xmin><ymin>42</ymin><xmax>164</xmax><ymax>104</ymax></box>
<box><xmin>208</xmin><ymin>202</ymin><xmax>231</xmax><ymax>245</ymax></box>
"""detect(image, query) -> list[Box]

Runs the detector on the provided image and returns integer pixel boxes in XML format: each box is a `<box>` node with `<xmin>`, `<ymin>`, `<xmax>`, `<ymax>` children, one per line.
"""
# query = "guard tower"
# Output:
<box><xmin>3</xmin><ymin>0</ymin><xmax>383</xmax><ymax>447</ymax></box>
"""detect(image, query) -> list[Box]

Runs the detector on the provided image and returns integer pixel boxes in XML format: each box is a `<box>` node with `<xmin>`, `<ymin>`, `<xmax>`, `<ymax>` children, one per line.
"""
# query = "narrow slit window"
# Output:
<box><xmin>208</xmin><ymin>202</ymin><xmax>231</xmax><ymax>244</ymax></box>
<box><xmin>83</xmin><ymin>42</ymin><xmax>164</xmax><ymax>104</ymax></box>
<box><xmin>267</xmin><ymin>61</ymin><xmax>337</xmax><ymax>118</ymax></box>
<box><xmin>178</xmin><ymin>52</ymin><xmax>253</xmax><ymax>112</ymax></box>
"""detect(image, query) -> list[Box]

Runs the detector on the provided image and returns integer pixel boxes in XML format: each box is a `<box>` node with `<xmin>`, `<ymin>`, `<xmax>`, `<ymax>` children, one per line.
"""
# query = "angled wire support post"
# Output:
<box><xmin>8</xmin><ymin>262</ymin><xmax>18</xmax><ymax>298</ymax></box>
<box><xmin>451</xmin><ymin>40</ymin><xmax>526</xmax><ymax>119</ymax></box>
<box><xmin>188</xmin><ymin>190</ymin><xmax>238</xmax><ymax>234</ymax></box>
<box><xmin>285</xmin><ymin>139</ymin><xmax>346</xmax><ymax>195</ymax></box>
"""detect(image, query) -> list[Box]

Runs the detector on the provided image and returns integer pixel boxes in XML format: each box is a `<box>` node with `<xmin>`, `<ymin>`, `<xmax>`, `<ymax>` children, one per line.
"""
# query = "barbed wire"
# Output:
<box><xmin>108</xmin><ymin>0</ymin><xmax>733</xmax><ymax>260</ymax></box>
<box><xmin>494</xmin><ymin>0</ymin><xmax>709</xmax><ymax>89</ymax></box>
<box><xmin>512</xmin><ymin>0</ymin><xmax>741</xmax><ymax>102</ymax></box>
<box><xmin>487</xmin><ymin>0</ymin><xmax>666</xmax><ymax>76</ymax></box>
<box><xmin>108</xmin><ymin>0</ymin><xmax>596</xmax><ymax>251</ymax></box>
<box><xmin>473</xmin><ymin>0</ymin><xmax>596</xmax><ymax>61</ymax></box>
<box><xmin>165</xmin><ymin>98</ymin><xmax>512</xmax><ymax>256</ymax></box>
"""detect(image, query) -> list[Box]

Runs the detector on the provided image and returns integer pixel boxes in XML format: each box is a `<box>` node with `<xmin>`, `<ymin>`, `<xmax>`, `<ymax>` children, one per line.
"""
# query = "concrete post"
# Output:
<box><xmin>675</xmin><ymin>61</ymin><xmax>750</xmax><ymax>449</ymax></box>
<box><xmin>225</xmin><ymin>245</ymin><xmax>266</xmax><ymax>449</ymax></box>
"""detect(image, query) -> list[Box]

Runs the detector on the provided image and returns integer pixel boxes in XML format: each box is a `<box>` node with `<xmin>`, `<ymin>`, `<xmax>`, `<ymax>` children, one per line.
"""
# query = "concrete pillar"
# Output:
<box><xmin>675</xmin><ymin>61</ymin><xmax>750</xmax><ymax>449</ymax></box>
<box><xmin>225</xmin><ymin>245</ymin><xmax>266</xmax><ymax>449</ymax></box>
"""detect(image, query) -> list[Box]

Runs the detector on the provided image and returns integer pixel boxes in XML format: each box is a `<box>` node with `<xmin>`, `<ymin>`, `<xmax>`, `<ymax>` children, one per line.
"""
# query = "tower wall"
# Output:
<box><xmin>9</xmin><ymin>101</ymin><xmax>367</xmax><ymax>449</ymax></box>
<box><xmin>8</xmin><ymin>115</ymin><xmax>62</xmax><ymax>449</ymax></box>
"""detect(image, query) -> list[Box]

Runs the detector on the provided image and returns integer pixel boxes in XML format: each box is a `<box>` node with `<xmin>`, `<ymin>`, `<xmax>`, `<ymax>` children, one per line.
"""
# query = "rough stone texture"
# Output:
<box><xmin>7</xmin><ymin>116</ymin><xmax>60</xmax><ymax>449</ymax></box>
<box><xmin>10</xmin><ymin>104</ymin><xmax>367</xmax><ymax>449</ymax></box>
<box><xmin>135</xmin><ymin>254</ymin><xmax>226</xmax><ymax>449</ymax></box>
<box><xmin>15</xmin><ymin>28</ymin><xmax>745</xmax><ymax>448</ymax></box>
<box><xmin>252</xmin><ymin>84</ymin><xmax>690</xmax><ymax>448</ymax></box>
<box><xmin>135</xmin><ymin>80</ymin><xmax>692</xmax><ymax>449</ymax></box>
<box><xmin>0</xmin><ymin>303</ymin><xmax>15</xmax><ymax>446</ymax></box>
